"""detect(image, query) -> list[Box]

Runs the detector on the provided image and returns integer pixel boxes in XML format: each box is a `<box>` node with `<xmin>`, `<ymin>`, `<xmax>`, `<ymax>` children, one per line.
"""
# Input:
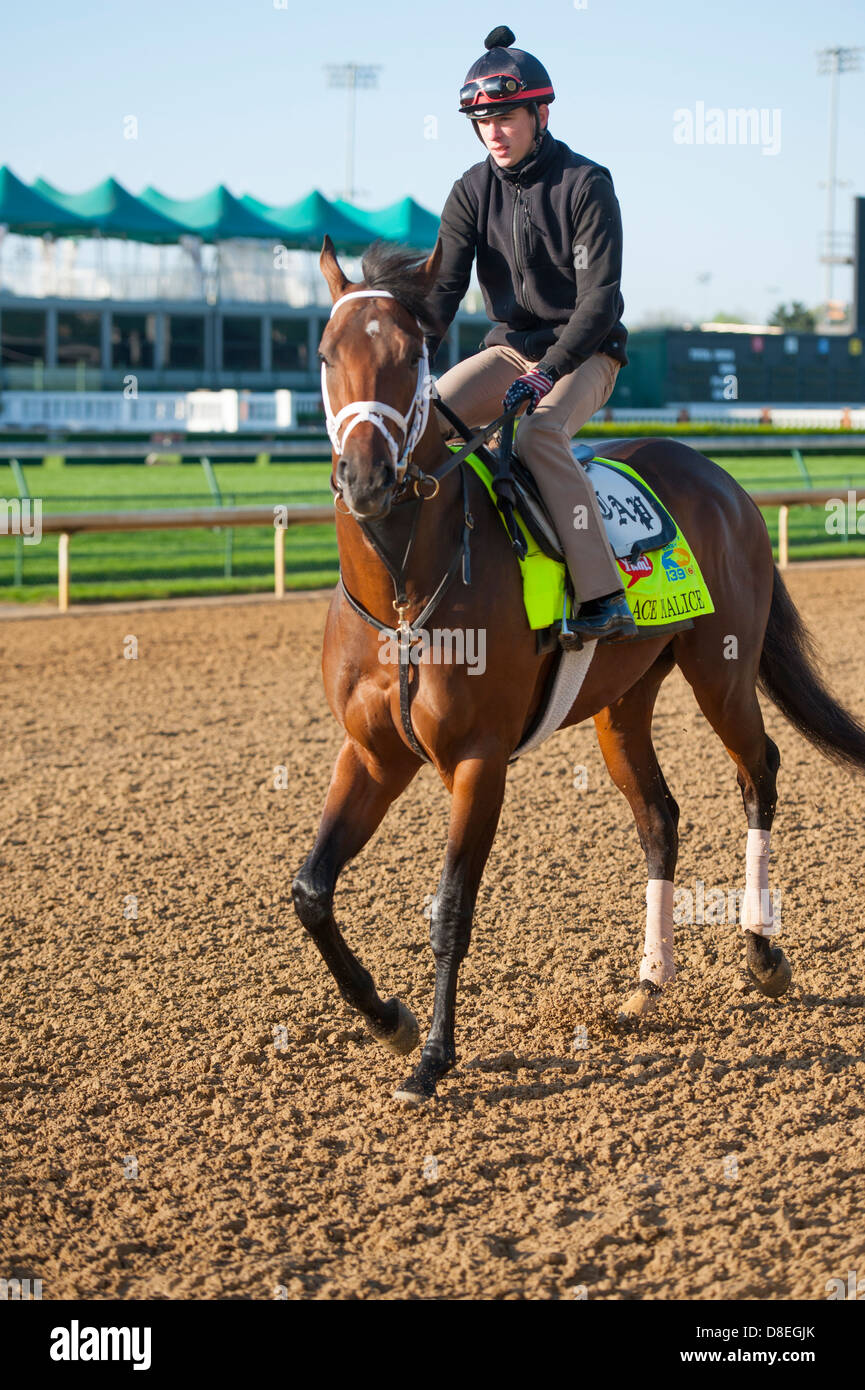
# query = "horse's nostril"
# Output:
<box><xmin>375</xmin><ymin>462</ymin><xmax>394</xmax><ymax>489</ymax></box>
<box><xmin>337</xmin><ymin>457</ymin><xmax>396</xmax><ymax>494</ymax></box>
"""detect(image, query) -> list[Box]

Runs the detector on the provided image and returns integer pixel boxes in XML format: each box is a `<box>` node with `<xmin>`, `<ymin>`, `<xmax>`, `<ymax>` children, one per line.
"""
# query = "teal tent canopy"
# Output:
<box><xmin>1</xmin><ymin>174</ymin><xmax>442</xmax><ymax>248</ymax></box>
<box><xmin>33</xmin><ymin>175</ymin><xmax>188</xmax><ymax>243</ymax></box>
<box><xmin>0</xmin><ymin>167</ymin><xmax>91</xmax><ymax>236</ymax></box>
<box><xmin>140</xmin><ymin>184</ymin><xmax>279</xmax><ymax>242</ymax></box>
<box><xmin>241</xmin><ymin>190</ymin><xmax>371</xmax><ymax>254</ymax></box>
<box><xmin>334</xmin><ymin>196</ymin><xmax>440</xmax><ymax>250</ymax></box>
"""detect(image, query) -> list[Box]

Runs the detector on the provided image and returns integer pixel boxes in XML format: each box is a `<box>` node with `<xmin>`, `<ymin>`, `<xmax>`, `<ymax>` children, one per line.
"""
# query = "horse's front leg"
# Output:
<box><xmin>394</xmin><ymin>749</ymin><xmax>508</xmax><ymax>1105</ymax></box>
<box><xmin>292</xmin><ymin>734</ymin><xmax>421</xmax><ymax>1049</ymax></box>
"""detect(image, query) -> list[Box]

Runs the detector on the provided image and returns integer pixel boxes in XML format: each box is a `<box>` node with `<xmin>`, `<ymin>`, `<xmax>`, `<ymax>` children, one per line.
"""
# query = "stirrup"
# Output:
<box><xmin>558</xmin><ymin>592</ymin><xmax>583</xmax><ymax>652</ymax></box>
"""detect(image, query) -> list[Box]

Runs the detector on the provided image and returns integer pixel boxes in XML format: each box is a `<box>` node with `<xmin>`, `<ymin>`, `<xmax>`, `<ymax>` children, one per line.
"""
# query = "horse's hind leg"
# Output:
<box><xmin>594</xmin><ymin>651</ymin><xmax>680</xmax><ymax>1020</ymax></box>
<box><xmin>292</xmin><ymin>735</ymin><xmax>422</xmax><ymax>1051</ymax></box>
<box><xmin>675</xmin><ymin>639</ymin><xmax>791</xmax><ymax>999</ymax></box>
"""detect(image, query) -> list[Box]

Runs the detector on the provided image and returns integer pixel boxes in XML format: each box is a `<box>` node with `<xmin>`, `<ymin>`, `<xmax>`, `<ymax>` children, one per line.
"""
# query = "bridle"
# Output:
<box><xmin>322</xmin><ymin>289</ymin><xmax>434</xmax><ymax>493</ymax></box>
<box><xmin>322</xmin><ymin>287</ymin><xmax>520</xmax><ymax>508</ymax></box>
<box><xmin>323</xmin><ymin>287</ymin><xmax>527</xmax><ymax>763</ymax></box>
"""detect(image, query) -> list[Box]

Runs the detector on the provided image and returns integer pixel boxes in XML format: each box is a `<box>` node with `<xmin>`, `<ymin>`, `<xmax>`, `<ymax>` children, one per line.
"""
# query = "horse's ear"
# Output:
<box><xmin>320</xmin><ymin>234</ymin><xmax>350</xmax><ymax>301</ymax></box>
<box><xmin>419</xmin><ymin>234</ymin><xmax>443</xmax><ymax>295</ymax></box>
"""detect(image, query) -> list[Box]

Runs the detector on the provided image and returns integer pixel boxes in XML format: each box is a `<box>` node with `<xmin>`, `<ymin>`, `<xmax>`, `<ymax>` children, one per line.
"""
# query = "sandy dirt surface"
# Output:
<box><xmin>1</xmin><ymin>568</ymin><xmax>864</xmax><ymax>1301</ymax></box>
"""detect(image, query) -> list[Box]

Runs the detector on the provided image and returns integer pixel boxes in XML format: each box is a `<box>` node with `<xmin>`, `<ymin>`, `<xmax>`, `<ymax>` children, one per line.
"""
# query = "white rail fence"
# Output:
<box><xmin>0</xmin><ymin>389</ymin><xmax>324</xmax><ymax>433</ymax></box>
<box><xmin>3</xmin><ymin>487</ymin><xmax>859</xmax><ymax>612</ymax></box>
<box><xmin>35</xmin><ymin>504</ymin><xmax>333</xmax><ymax>612</ymax></box>
<box><xmin>3</xmin><ymin>389</ymin><xmax>865</xmax><ymax>435</ymax></box>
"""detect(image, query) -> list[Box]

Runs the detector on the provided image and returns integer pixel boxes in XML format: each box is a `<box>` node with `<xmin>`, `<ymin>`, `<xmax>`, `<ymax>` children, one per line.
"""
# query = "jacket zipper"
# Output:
<box><xmin>511</xmin><ymin>183</ymin><xmax>536</xmax><ymax>318</ymax></box>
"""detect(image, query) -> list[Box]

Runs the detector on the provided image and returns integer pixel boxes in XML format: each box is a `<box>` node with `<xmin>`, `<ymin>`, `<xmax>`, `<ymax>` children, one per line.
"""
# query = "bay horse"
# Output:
<box><xmin>292</xmin><ymin>234</ymin><xmax>865</xmax><ymax>1105</ymax></box>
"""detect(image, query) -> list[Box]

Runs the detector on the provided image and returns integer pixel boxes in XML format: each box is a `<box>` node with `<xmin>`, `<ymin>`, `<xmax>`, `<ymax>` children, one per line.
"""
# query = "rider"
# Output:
<box><xmin>424</xmin><ymin>25</ymin><xmax>637</xmax><ymax>643</ymax></box>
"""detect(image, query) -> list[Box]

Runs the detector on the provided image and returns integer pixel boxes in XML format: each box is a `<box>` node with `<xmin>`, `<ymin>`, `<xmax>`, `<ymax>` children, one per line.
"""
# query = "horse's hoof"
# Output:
<box><xmin>365</xmin><ymin>997</ymin><xmax>420</xmax><ymax>1055</ymax></box>
<box><xmin>393</xmin><ymin>1081</ymin><xmax>432</xmax><ymax>1106</ymax></box>
<box><xmin>747</xmin><ymin>945</ymin><xmax>792</xmax><ymax>999</ymax></box>
<box><xmin>618</xmin><ymin>979</ymin><xmax>662</xmax><ymax>1022</ymax></box>
<box><xmin>393</xmin><ymin>1065</ymin><xmax>438</xmax><ymax>1105</ymax></box>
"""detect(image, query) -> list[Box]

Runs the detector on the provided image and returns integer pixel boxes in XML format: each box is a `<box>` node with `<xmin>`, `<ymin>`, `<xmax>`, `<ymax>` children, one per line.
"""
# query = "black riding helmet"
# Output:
<box><xmin>459</xmin><ymin>25</ymin><xmax>555</xmax><ymax>151</ymax></box>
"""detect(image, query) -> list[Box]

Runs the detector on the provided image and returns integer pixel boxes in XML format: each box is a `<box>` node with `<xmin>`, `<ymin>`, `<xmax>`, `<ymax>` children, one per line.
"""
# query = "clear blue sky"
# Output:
<box><xmin>2</xmin><ymin>0</ymin><xmax>863</xmax><ymax>323</ymax></box>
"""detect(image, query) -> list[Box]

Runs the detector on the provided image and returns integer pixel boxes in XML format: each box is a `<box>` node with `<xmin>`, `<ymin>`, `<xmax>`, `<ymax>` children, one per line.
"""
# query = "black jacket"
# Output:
<box><xmin>424</xmin><ymin>127</ymin><xmax>628</xmax><ymax>379</ymax></box>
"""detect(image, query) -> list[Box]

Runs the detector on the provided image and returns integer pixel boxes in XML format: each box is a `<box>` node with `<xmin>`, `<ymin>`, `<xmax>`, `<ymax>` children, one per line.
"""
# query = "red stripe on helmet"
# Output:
<box><xmin>465</xmin><ymin>85</ymin><xmax>554</xmax><ymax>107</ymax></box>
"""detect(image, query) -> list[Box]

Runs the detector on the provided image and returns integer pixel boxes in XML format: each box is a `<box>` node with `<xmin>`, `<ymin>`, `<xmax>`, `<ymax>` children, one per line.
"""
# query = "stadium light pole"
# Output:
<box><xmin>324</xmin><ymin>63</ymin><xmax>382</xmax><ymax>203</ymax></box>
<box><xmin>817</xmin><ymin>46</ymin><xmax>862</xmax><ymax>316</ymax></box>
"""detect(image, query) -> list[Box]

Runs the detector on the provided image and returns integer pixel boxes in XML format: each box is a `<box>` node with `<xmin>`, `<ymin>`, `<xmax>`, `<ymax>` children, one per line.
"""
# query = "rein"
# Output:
<box><xmin>338</xmin><ymin>465</ymin><xmax>473</xmax><ymax>762</ymax></box>
<box><xmin>324</xmin><ymin>287</ymin><xmax>527</xmax><ymax>761</ymax></box>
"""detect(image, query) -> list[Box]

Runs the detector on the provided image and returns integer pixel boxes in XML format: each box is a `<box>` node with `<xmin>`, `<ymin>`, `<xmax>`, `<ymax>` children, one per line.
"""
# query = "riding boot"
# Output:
<box><xmin>569</xmin><ymin>589</ymin><xmax>638</xmax><ymax>643</ymax></box>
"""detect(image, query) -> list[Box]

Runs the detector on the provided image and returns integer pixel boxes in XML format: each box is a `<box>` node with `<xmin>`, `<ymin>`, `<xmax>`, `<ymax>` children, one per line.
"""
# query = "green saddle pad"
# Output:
<box><xmin>449</xmin><ymin>444</ymin><xmax>715</xmax><ymax>631</ymax></box>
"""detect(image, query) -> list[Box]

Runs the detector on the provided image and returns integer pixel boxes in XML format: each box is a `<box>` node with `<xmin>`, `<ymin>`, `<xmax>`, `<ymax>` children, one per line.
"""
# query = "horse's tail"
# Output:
<box><xmin>758</xmin><ymin>565</ymin><xmax>865</xmax><ymax>771</ymax></box>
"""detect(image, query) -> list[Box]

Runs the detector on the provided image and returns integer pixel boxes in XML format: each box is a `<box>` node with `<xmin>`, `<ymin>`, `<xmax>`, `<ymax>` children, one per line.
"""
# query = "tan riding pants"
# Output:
<box><xmin>434</xmin><ymin>345</ymin><xmax>623</xmax><ymax>603</ymax></box>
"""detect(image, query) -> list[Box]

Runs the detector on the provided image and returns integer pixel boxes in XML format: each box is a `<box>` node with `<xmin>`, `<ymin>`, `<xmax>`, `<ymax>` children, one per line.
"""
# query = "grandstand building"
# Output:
<box><xmin>1</xmin><ymin>171</ymin><xmax>863</xmax><ymax>427</ymax></box>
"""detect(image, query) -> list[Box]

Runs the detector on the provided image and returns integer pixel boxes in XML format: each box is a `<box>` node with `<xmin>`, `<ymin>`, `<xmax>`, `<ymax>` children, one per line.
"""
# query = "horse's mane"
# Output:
<box><xmin>360</xmin><ymin>239</ymin><xmax>445</xmax><ymax>339</ymax></box>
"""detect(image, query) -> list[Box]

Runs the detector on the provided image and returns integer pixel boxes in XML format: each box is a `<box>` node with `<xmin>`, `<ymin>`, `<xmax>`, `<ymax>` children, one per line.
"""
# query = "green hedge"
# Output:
<box><xmin>580</xmin><ymin>422</ymin><xmax>863</xmax><ymax>438</ymax></box>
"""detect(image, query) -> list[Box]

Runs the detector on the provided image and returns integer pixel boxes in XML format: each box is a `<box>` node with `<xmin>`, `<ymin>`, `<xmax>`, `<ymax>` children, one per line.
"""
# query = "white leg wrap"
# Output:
<box><xmin>741</xmin><ymin>828</ymin><xmax>780</xmax><ymax>937</ymax></box>
<box><xmin>640</xmin><ymin>879</ymin><xmax>676</xmax><ymax>984</ymax></box>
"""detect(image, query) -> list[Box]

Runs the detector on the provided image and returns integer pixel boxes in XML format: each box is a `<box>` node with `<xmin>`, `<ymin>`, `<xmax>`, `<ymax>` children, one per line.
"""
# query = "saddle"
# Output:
<box><xmin>506</xmin><ymin>450</ymin><xmax>565</xmax><ymax>561</ymax></box>
<box><xmin>434</xmin><ymin>401</ymin><xmax>702</xmax><ymax>645</ymax></box>
<box><xmin>496</xmin><ymin>439</ymin><xmax>678</xmax><ymax>565</ymax></box>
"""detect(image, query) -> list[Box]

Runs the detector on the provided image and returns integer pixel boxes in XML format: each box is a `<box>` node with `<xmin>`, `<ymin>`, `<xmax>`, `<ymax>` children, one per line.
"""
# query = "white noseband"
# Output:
<box><xmin>321</xmin><ymin>289</ymin><xmax>432</xmax><ymax>479</ymax></box>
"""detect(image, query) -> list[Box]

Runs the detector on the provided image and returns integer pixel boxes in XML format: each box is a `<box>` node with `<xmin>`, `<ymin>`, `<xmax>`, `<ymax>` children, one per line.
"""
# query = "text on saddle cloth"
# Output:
<box><xmin>582</xmin><ymin>458</ymin><xmax>677</xmax><ymax>560</ymax></box>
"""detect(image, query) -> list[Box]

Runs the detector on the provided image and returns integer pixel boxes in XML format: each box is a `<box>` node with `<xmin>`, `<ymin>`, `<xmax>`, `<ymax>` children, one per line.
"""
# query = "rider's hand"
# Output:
<box><xmin>502</xmin><ymin>367</ymin><xmax>556</xmax><ymax>416</ymax></box>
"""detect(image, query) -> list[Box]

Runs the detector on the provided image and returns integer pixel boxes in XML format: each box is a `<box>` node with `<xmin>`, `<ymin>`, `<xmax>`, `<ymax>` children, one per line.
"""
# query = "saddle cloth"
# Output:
<box><xmin>450</xmin><ymin>443</ymin><xmax>715</xmax><ymax>634</ymax></box>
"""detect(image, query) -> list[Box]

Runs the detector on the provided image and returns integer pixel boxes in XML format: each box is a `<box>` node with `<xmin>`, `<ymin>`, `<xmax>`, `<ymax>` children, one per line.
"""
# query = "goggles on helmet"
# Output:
<box><xmin>459</xmin><ymin>73</ymin><xmax>527</xmax><ymax>108</ymax></box>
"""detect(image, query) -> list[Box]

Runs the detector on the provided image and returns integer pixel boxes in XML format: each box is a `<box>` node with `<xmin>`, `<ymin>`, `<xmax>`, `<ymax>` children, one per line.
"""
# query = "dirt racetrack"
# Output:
<box><xmin>2</xmin><ymin>567</ymin><xmax>864</xmax><ymax>1301</ymax></box>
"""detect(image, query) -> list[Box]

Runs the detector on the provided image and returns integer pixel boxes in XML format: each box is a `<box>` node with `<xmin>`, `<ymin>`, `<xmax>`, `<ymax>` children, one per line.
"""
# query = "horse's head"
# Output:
<box><xmin>319</xmin><ymin>235</ymin><xmax>444</xmax><ymax>520</ymax></box>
